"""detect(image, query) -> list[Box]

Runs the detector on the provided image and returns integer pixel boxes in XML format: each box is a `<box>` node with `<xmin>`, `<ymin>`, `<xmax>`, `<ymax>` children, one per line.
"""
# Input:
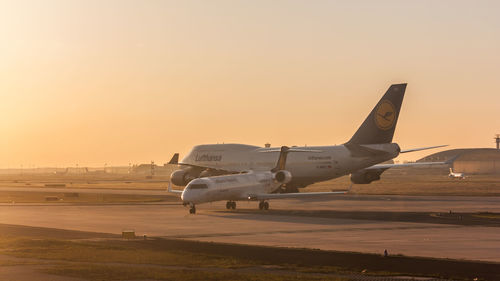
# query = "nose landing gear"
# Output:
<box><xmin>189</xmin><ymin>204</ymin><xmax>196</xmax><ymax>214</ymax></box>
<box><xmin>226</xmin><ymin>201</ymin><xmax>236</xmax><ymax>210</ymax></box>
<box><xmin>258</xmin><ymin>201</ymin><xmax>269</xmax><ymax>210</ymax></box>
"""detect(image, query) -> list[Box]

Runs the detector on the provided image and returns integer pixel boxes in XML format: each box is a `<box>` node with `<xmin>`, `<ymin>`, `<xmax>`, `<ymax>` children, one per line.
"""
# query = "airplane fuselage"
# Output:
<box><xmin>179</xmin><ymin>143</ymin><xmax>400</xmax><ymax>188</ymax></box>
<box><xmin>181</xmin><ymin>171</ymin><xmax>279</xmax><ymax>204</ymax></box>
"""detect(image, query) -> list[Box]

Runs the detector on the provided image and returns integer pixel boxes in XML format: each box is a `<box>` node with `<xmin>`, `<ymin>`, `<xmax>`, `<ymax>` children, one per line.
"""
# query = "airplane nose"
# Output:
<box><xmin>181</xmin><ymin>190</ymin><xmax>194</xmax><ymax>203</ymax></box>
<box><xmin>181</xmin><ymin>190</ymin><xmax>188</xmax><ymax>202</ymax></box>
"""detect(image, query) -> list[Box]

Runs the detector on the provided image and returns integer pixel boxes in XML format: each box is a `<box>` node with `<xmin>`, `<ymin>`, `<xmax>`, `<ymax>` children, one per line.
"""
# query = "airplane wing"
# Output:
<box><xmin>167</xmin><ymin>182</ymin><xmax>183</xmax><ymax>194</ymax></box>
<box><xmin>259</xmin><ymin>148</ymin><xmax>323</xmax><ymax>153</ymax></box>
<box><xmin>400</xmin><ymin>145</ymin><xmax>448</xmax><ymax>153</ymax></box>
<box><xmin>177</xmin><ymin>162</ymin><xmax>246</xmax><ymax>174</ymax></box>
<box><xmin>366</xmin><ymin>154</ymin><xmax>459</xmax><ymax>170</ymax></box>
<box><xmin>248</xmin><ymin>191</ymin><xmax>347</xmax><ymax>201</ymax></box>
<box><xmin>366</xmin><ymin>161</ymin><xmax>447</xmax><ymax>170</ymax></box>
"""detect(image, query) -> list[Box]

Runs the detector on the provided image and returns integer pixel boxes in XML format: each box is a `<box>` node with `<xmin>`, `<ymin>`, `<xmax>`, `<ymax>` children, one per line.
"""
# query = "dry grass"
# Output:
<box><xmin>0</xmin><ymin>236</ymin><xmax>347</xmax><ymax>281</ymax></box>
<box><xmin>0</xmin><ymin>174</ymin><xmax>172</xmax><ymax>190</ymax></box>
<box><xmin>0</xmin><ymin>259</ymin><xmax>40</xmax><ymax>266</ymax></box>
<box><xmin>43</xmin><ymin>264</ymin><xmax>346</xmax><ymax>281</ymax></box>
<box><xmin>473</xmin><ymin>212</ymin><xmax>500</xmax><ymax>219</ymax></box>
<box><xmin>2</xmin><ymin>169</ymin><xmax>500</xmax><ymax>197</ymax></box>
<box><xmin>0</xmin><ymin>191</ymin><xmax>171</xmax><ymax>203</ymax></box>
<box><xmin>305</xmin><ymin>169</ymin><xmax>500</xmax><ymax>196</ymax></box>
<box><xmin>0</xmin><ymin>224</ymin><xmax>497</xmax><ymax>281</ymax></box>
<box><xmin>0</xmin><ymin>238</ymin><xmax>257</xmax><ymax>269</ymax></box>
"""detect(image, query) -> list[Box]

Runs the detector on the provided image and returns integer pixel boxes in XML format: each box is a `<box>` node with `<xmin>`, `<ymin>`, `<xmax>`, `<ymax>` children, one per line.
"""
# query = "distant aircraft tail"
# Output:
<box><xmin>449</xmin><ymin>167</ymin><xmax>453</xmax><ymax>173</ymax></box>
<box><xmin>168</xmin><ymin>153</ymin><xmax>179</xmax><ymax>165</ymax></box>
<box><xmin>347</xmin><ymin>84</ymin><xmax>406</xmax><ymax>144</ymax></box>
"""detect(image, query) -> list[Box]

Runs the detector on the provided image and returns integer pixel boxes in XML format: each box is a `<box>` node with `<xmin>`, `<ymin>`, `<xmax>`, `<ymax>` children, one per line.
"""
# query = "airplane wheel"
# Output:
<box><xmin>189</xmin><ymin>206</ymin><xmax>196</xmax><ymax>214</ymax></box>
<box><xmin>258</xmin><ymin>201</ymin><xmax>264</xmax><ymax>210</ymax></box>
<box><xmin>226</xmin><ymin>201</ymin><xmax>231</xmax><ymax>209</ymax></box>
<box><xmin>263</xmin><ymin>202</ymin><xmax>269</xmax><ymax>210</ymax></box>
<box><xmin>231</xmin><ymin>201</ymin><xmax>236</xmax><ymax>209</ymax></box>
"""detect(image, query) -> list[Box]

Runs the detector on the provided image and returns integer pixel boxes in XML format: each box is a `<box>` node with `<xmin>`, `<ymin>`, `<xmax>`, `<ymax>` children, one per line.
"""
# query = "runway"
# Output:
<box><xmin>1</xmin><ymin>193</ymin><xmax>499</xmax><ymax>263</ymax></box>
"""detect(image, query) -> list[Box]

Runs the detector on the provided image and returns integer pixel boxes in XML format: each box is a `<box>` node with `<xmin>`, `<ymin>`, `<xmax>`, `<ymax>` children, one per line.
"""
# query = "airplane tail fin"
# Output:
<box><xmin>168</xmin><ymin>153</ymin><xmax>179</xmax><ymax>165</ymax></box>
<box><xmin>347</xmin><ymin>83</ymin><xmax>406</xmax><ymax>145</ymax></box>
<box><xmin>449</xmin><ymin>167</ymin><xmax>453</xmax><ymax>173</ymax></box>
<box><xmin>271</xmin><ymin>146</ymin><xmax>290</xmax><ymax>172</ymax></box>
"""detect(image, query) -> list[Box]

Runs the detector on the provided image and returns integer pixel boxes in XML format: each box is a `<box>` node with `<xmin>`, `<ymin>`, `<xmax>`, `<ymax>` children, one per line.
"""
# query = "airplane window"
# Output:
<box><xmin>189</xmin><ymin>184</ymin><xmax>208</xmax><ymax>189</ymax></box>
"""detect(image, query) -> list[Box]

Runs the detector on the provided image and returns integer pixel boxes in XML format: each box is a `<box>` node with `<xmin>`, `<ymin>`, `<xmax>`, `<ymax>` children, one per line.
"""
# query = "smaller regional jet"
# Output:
<box><xmin>449</xmin><ymin>168</ymin><xmax>466</xmax><ymax>179</ymax></box>
<box><xmin>168</xmin><ymin>146</ymin><xmax>347</xmax><ymax>214</ymax></box>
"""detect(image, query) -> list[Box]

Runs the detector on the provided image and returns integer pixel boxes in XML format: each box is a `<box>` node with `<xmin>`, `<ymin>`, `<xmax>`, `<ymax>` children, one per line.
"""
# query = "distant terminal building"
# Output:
<box><xmin>65</xmin><ymin>167</ymin><xmax>89</xmax><ymax>174</ymax></box>
<box><xmin>103</xmin><ymin>166</ymin><xmax>130</xmax><ymax>174</ymax></box>
<box><xmin>131</xmin><ymin>163</ymin><xmax>174</xmax><ymax>176</ymax></box>
<box><xmin>418</xmin><ymin>148</ymin><xmax>500</xmax><ymax>174</ymax></box>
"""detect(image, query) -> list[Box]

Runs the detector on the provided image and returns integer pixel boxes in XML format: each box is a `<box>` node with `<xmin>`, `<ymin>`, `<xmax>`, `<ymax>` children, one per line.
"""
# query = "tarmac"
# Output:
<box><xmin>0</xmin><ymin>191</ymin><xmax>499</xmax><ymax>263</ymax></box>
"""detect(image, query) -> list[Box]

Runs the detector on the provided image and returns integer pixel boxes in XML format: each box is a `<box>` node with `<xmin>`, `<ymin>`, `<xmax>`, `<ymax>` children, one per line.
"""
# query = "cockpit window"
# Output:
<box><xmin>189</xmin><ymin>184</ymin><xmax>208</xmax><ymax>189</ymax></box>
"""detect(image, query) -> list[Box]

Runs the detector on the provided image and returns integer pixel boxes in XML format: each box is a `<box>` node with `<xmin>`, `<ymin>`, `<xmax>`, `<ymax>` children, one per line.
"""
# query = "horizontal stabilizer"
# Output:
<box><xmin>367</xmin><ymin>160</ymin><xmax>449</xmax><ymax>170</ymax></box>
<box><xmin>400</xmin><ymin>145</ymin><xmax>448</xmax><ymax>153</ymax></box>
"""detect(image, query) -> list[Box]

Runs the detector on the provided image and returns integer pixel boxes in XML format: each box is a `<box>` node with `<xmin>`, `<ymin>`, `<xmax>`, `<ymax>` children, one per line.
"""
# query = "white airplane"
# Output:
<box><xmin>449</xmin><ymin>168</ymin><xmax>466</xmax><ymax>179</ymax></box>
<box><xmin>169</xmin><ymin>83</ymin><xmax>449</xmax><ymax>194</ymax></box>
<box><xmin>168</xmin><ymin>146</ymin><xmax>347</xmax><ymax>214</ymax></box>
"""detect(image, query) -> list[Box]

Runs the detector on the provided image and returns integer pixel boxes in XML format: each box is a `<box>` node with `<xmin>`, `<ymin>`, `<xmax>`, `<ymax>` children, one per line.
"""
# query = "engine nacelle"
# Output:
<box><xmin>350</xmin><ymin>169</ymin><xmax>384</xmax><ymax>184</ymax></box>
<box><xmin>274</xmin><ymin>170</ymin><xmax>292</xmax><ymax>184</ymax></box>
<box><xmin>171</xmin><ymin>169</ymin><xmax>197</xmax><ymax>186</ymax></box>
<box><xmin>199</xmin><ymin>169</ymin><xmax>228</xmax><ymax>178</ymax></box>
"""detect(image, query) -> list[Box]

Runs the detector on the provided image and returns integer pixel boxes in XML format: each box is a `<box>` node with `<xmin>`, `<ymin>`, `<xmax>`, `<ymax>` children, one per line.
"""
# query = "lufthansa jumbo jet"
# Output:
<box><xmin>170</xmin><ymin>84</ymin><xmax>448</xmax><ymax>193</ymax></box>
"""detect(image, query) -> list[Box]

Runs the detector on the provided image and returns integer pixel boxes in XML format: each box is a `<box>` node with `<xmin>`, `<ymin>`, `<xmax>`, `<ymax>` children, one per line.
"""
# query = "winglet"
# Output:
<box><xmin>168</xmin><ymin>153</ymin><xmax>179</xmax><ymax>165</ymax></box>
<box><xmin>400</xmin><ymin>145</ymin><xmax>448</xmax><ymax>153</ymax></box>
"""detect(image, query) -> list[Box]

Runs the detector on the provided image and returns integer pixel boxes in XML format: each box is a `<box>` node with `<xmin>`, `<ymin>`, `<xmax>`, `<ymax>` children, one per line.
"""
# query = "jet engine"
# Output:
<box><xmin>170</xmin><ymin>168</ymin><xmax>199</xmax><ymax>186</ymax></box>
<box><xmin>199</xmin><ymin>169</ymin><xmax>229</xmax><ymax>178</ymax></box>
<box><xmin>274</xmin><ymin>170</ymin><xmax>292</xmax><ymax>184</ymax></box>
<box><xmin>350</xmin><ymin>169</ymin><xmax>386</xmax><ymax>184</ymax></box>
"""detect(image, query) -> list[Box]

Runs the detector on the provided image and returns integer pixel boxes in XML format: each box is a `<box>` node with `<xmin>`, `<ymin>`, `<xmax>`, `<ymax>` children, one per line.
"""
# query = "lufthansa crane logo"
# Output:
<box><xmin>374</xmin><ymin>100</ymin><xmax>396</xmax><ymax>130</ymax></box>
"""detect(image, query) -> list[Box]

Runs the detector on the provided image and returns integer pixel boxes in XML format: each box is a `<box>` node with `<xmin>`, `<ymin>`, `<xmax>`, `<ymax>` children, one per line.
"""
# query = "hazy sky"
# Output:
<box><xmin>1</xmin><ymin>0</ymin><xmax>499</xmax><ymax>167</ymax></box>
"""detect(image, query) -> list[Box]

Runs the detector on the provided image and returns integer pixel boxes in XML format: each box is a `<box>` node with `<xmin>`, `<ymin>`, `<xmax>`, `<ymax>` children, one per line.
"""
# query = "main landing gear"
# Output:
<box><xmin>258</xmin><ymin>201</ymin><xmax>269</xmax><ymax>210</ymax></box>
<box><xmin>226</xmin><ymin>201</ymin><xmax>236</xmax><ymax>210</ymax></box>
<box><xmin>189</xmin><ymin>204</ymin><xmax>196</xmax><ymax>214</ymax></box>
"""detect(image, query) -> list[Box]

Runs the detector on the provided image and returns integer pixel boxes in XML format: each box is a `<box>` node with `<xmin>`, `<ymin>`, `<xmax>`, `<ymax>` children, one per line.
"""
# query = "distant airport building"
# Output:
<box><xmin>418</xmin><ymin>148</ymin><xmax>500</xmax><ymax>174</ymax></box>
<box><xmin>131</xmin><ymin>163</ymin><xmax>174</xmax><ymax>176</ymax></box>
<box><xmin>65</xmin><ymin>167</ymin><xmax>89</xmax><ymax>174</ymax></box>
<box><xmin>102</xmin><ymin>166</ymin><xmax>130</xmax><ymax>174</ymax></box>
